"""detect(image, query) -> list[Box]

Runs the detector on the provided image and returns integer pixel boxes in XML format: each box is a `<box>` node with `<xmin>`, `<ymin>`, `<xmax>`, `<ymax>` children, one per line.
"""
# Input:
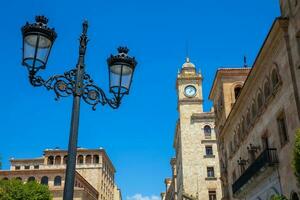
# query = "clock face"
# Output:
<box><xmin>184</xmin><ymin>85</ymin><xmax>197</xmax><ymax>97</ymax></box>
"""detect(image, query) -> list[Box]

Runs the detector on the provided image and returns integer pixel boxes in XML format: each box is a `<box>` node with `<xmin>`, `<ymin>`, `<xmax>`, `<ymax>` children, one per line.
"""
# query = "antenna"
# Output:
<box><xmin>186</xmin><ymin>40</ymin><xmax>190</xmax><ymax>62</ymax></box>
<box><xmin>244</xmin><ymin>55</ymin><xmax>247</xmax><ymax>68</ymax></box>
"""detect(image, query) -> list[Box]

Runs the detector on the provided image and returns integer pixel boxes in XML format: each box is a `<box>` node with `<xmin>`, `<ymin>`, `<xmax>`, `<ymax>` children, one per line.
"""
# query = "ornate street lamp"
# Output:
<box><xmin>21</xmin><ymin>16</ymin><xmax>137</xmax><ymax>200</ymax></box>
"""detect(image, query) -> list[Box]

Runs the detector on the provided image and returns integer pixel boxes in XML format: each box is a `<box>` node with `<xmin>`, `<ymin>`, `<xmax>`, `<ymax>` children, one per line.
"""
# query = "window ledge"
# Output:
<box><xmin>201</xmin><ymin>139</ymin><xmax>217</xmax><ymax>144</ymax></box>
<box><xmin>204</xmin><ymin>155</ymin><xmax>215</xmax><ymax>158</ymax></box>
<box><xmin>205</xmin><ymin>177</ymin><xmax>217</xmax><ymax>181</ymax></box>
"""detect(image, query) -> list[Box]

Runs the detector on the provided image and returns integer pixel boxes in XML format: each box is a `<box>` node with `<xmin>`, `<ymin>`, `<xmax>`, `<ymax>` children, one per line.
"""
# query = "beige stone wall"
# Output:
<box><xmin>174</xmin><ymin>62</ymin><xmax>222</xmax><ymax>200</ymax></box>
<box><xmin>210</xmin><ymin>13</ymin><xmax>300</xmax><ymax>200</ymax></box>
<box><xmin>1</xmin><ymin>148</ymin><xmax>119</xmax><ymax>200</ymax></box>
<box><xmin>52</xmin><ymin>188</ymin><xmax>98</xmax><ymax>200</ymax></box>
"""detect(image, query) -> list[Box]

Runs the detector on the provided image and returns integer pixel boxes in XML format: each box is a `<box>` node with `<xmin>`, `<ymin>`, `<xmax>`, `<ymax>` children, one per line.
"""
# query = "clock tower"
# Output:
<box><xmin>173</xmin><ymin>58</ymin><xmax>222</xmax><ymax>200</ymax></box>
<box><xmin>176</xmin><ymin>57</ymin><xmax>203</xmax><ymax>113</ymax></box>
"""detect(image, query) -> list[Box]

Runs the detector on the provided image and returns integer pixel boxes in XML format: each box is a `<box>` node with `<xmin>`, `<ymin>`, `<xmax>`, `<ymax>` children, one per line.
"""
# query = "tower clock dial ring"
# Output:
<box><xmin>184</xmin><ymin>85</ymin><xmax>197</xmax><ymax>97</ymax></box>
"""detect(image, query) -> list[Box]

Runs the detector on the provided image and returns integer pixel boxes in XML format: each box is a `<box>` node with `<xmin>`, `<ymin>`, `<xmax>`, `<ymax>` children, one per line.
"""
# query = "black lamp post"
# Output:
<box><xmin>21</xmin><ymin>16</ymin><xmax>137</xmax><ymax>200</ymax></box>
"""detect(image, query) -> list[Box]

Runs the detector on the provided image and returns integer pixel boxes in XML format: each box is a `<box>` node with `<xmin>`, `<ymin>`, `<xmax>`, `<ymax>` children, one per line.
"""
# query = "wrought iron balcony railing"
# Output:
<box><xmin>232</xmin><ymin>148</ymin><xmax>278</xmax><ymax>194</ymax></box>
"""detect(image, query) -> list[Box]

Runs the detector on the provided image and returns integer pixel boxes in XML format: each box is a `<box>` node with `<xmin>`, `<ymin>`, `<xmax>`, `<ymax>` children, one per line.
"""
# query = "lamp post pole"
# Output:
<box><xmin>21</xmin><ymin>16</ymin><xmax>137</xmax><ymax>200</ymax></box>
<box><xmin>63</xmin><ymin>21</ymin><xmax>88</xmax><ymax>200</ymax></box>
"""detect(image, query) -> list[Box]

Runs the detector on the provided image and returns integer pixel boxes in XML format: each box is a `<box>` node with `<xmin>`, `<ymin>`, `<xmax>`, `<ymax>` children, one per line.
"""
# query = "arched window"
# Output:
<box><xmin>28</xmin><ymin>176</ymin><xmax>35</xmax><ymax>182</ymax></box>
<box><xmin>257</xmin><ymin>91</ymin><xmax>263</xmax><ymax>109</ymax></box>
<box><xmin>251</xmin><ymin>102</ymin><xmax>257</xmax><ymax>120</ymax></box>
<box><xmin>234</xmin><ymin>133</ymin><xmax>238</xmax><ymax>148</ymax></box>
<box><xmin>16</xmin><ymin>177</ymin><xmax>22</xmax><ymax>181</ymax></box>
<box><xmin>77</xmin><ymin>155</ymin><xmax>84</xmax><ymax>164</ymax></box>
<box><xmin>54</xmin><ymin>176</ymin><xmax>62</xmax><ymax>186</ymax></box>
<box><xmin>234</xmin><ymin>86</ymin><xmax>242</xmax><ymax>100</ymax></box>
<box><xmin>271</xmin><ymin>69</ymin><xmax>280</xmax><ymax>88</ymax></box>
<box><xmin>2</xmin><ymin>177</ymin><xmax>8</xmax><ymax>180</ymax></box>
<box><xmin>47</xmin><ymin>156</ymin><xmax>54</xmax><ymax>165</ymax></box>
<box><xmin>264</xmin><ymin>80</ymin><xmax>271</xmax><ymax>99</ymax></box>
<box><xmin>86</xmin><ymin>155</ymin><xmax>92</xmax><ymax>164</ymax></box>
<box><xmin>230</xmin><ymin>141</ymin><xmax>233</xmax><ymax>154</ymax></box>
<box><xmin>204</xmin><ymin>125</ymin><xmax>212</xmax><ymax>138</ymax></box>
<box><xmin>238</xmin><ymin>126</ymin><xmax>242</xmax><ymax>143</ymax></box>
<box><xmin>246</xmin><ymin>111</ymin><xmax>251</xmax><ymax>128</ymax></box>
<box><xmin>242</xmin><ymin>117</ymin><xmax>247</xmax><ymax>136</ymax></box>
<box><xmin>41</xmin><ymin>176</ymin><xmax>48</xmax><ymax>185</ymax></box>
<box><xmin>291</xmin><ymin>192</ymin><xmax>299</xmax><ymax>200</ymax></box>
<box><xmin>93</xmin><ymin>155</ymin><xmax>99</xmax><ymax>164</ymax></box>
<box><xmin>63</xmin><ymin>155</ymin><xmax>67</xmax><ymax>164</ymax></box>
<box><xmin>55</xmin><ymin>156</ymin><xmax>61</xmax><ymax>165</ymax></box>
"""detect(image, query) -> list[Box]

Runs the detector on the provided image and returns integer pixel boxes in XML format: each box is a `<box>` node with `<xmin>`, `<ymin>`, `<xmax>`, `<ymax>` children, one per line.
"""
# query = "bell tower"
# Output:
<box><xmin>176</xmin><ymin>57</ymin><xmax>203</xmax><ymax>113</ymax></box>
<box><xmin>173</xmin><ymin>58</ymin><xmax>222</xmax><ymax>200</ymax></box>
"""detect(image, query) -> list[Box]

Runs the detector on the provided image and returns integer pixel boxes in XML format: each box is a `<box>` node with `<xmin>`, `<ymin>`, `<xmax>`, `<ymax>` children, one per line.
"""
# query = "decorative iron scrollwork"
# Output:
<box><xmin>29</xmin><ymin>69</ymin><xmax>76</xmax><ymax>100</ymax></box>
<box><xmin>81</xmin><ymin>73</ymin><xmax>121</xmax><ymax>110</ymax></box>
<box><xmin>28</xmin><ymin>68</ymin><xmax>120</xmax><ymax>109</ymax></box>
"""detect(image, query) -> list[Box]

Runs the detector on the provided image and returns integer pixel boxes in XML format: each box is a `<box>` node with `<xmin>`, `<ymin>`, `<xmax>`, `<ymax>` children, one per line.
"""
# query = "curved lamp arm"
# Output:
<box><xmin>28</xmin><ymin>69</ymin><xmax>121</xmax><ymax>109</ymax></box>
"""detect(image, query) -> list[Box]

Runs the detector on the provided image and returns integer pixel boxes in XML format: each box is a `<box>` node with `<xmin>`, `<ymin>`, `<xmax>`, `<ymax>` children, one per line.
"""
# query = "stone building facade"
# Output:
<box><xmin>209</xmin><ymin>1</ymin><xmax>300</xmax><ymax>200</ymax></box>
<box><xmin>162</xmin><ymin>59</ymin><xmax>222</xmax><ymax>200</ymax></box>
<box><xmin>0</xmin><ymin>148</ymin><xmax>122</xmax><ymax>200</ymax></box>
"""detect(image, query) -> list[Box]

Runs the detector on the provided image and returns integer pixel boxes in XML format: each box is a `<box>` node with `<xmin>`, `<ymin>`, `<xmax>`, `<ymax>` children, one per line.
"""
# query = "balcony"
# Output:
<box><xmin>232</xmin><ymin>148</ymin><xmax>278</xmax><ymax>195</ymax></box>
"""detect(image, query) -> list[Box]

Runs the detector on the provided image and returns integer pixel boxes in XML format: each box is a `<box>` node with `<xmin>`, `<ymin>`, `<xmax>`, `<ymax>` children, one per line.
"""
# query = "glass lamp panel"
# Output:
<box><xmin>110</xmin><ymin>63</ymin><xmax>132</xmax><ymax>75</ymax></box>
<box><xmin>35</xmin><ymin>35</ymin><xmax>51</xmax><ymax>68</ymax></box>
<box><xmin>23</xmin><ymin>34</ymin><xmax>51</xmax><ymax>69</ymax></box>
<box><xmin>120</xmin><ymin>65</ymin><xmax>133</xmax><ymax>91</ymax></box>
<box><xmin>109</xmin><ymin>64</ymin><xmax>122</xmax><ymax>94</ymax></box>
<box><xmin>23</xmin><ymin>34</ymin><xmax>38</xmax><ymax>68</ymax></box>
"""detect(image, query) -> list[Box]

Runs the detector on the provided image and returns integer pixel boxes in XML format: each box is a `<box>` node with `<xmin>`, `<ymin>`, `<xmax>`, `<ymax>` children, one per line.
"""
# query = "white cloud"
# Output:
<box><xmin>126</xmin><ymin>193</ymin><xmax>160</xmax><ymax>200</ymax></box>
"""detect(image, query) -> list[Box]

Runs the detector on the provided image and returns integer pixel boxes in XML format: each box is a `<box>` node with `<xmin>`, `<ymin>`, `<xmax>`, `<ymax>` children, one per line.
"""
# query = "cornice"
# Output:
<box><xmin>191</xmin><ymin>112</ymin><xmax>215</xmax><ymax>121</ymax></box>
<box><xmin>219</xmin><ymin>17</ymin><xmax>287</xmax><ymax>138</ymax></box>
<box><xmin>209</xmin><ymin>68</ymin><xmax>251</xmax><ymax>100</ymax></box>
<box><xmin>10</xmin><ymin>157</ymin><xmax>44</xmax><ymax>163</ymax></box>
<box><xmin>178</xmin><ymin>99</ymin><xmax>203</xmax><ymax>105</ymax></box>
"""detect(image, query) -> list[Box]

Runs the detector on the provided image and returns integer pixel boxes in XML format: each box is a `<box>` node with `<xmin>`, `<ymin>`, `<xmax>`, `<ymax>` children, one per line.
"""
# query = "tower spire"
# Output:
<box><xmin>244</xmin><ymin>55</ymin><xmax>247</xmax><ymax>68</ymax></box>
<box><xmin>186</xmin><ymin>40</ymin><xmax>190</xmax><ymax>63</ymax></box>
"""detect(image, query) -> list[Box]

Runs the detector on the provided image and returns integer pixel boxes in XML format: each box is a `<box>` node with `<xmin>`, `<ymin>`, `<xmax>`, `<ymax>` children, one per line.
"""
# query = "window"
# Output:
<box><xmin>234</xmin><ymin>86</ymin><xmax>242</xmax><ymax>100</ymax></box>
<box><xmin>207</xmin><ymin>167</ymin><xmax>215</xmax><ymax>177</ymax></box>
<box><xmin>63</xmin><ymin>155</ymin><xmax>68</xmax><ymax>164</ymax></box>
<box><xmin>55</xmin><ymin>156</ymin><xmax>61</xmax><ymax>165</ymax></box>
<box><xmin>24</xmin><ymin>165</ymin><xmax>30</xmax><ymax>170</ymax></box>
<box><xmin>86</xmin><ymin>155</ymin><xmax>92</xmax><ymax>164</ymax></box>
<box><xmin>47</xmin><ymin>156</ymin><xmax>54</xmax><ymax>165</ymax></box>
<box><xmin>262</xmin><ymin>134</ymin><xmax>270</xmax><ymax>150</ymax></box>
<box><xmin>54</xmin><ymin>176</ymin><xmax>62</xmax><ymax>186</ymax></box>
<box><xmin>257</xmin><ymin>92</ymin><xmax>263</xmax><ymax>109</ymax></box>
<box><xmin>252</xmin><ymin>102</ymin><xmax>257</xmax><ymax>120</ymax></box>
<box><xmin>232</xmin><ymin>170</ymin><xmax>236</xmax><ymax>182</ymax></box>
<box><xmin>209</xmin><ymin>191</ymin><xmax>217</xmax><ymax>200</ymax></box>
<box><xmin>34</xmin><ymin>165</ymin><xmax>39</xmax><ymax>169</ymax></box>
<box><xmin>277</xmin><ymin>112</ymin><xmax>289</xmax><ymax>146</ymax></box>
<box><xmin>271</xmin><ymin>69</ymin><xmax>279</xmax><ymax>88</ymax></box>
<box><xmin>230</xmin><ymin>141</ymin><xmax>234</xmax><ymax>154</ymax></box>
<box><xmin>28</xmin><ymin>176</ymin><xmax>35</xmax><ymax>182</ymax></box>
<box><xmin>15</xmin><ymin>166</ymin><xmax>20</xmax><ymax>170</ymax></box>
<box><xmin>246</xmin><ymin>111</ymin><xmax>251</xmax><ymax>128</ymax></box>
<box><xmin>264</xmin><ymin>80</ymin><xmax>271</xmax><ymax>100</ymax></box>
<box><xmin>204</xmin><ymin>125</ymin><xmax>212</xmax><ymax>138</ymax></box>
<box><xmin>41</xmin><ymin>176</ymin><xmax>48</xmax><ymax>185</ymax></box>
<box><xmin>234</xmin><ymin>132</ymin><xmax>239</xmax><ymax>147</ymax></box>
<box><xmin>93</xmin><ymin>155</ymin><xmax>99</xmax><ymax>164</ymax></box>
<box><xmin>291</xmin><ymin>192</ymin><xmax>299</xmax><ymax>200</ymax></box>
<box><xmin>77</xmin><ymin>155</ymin><xmax>84</xmax><ymax>164</ymax></box>
<box><xmin>16</xmin><ymin>177</ymin><xmax>22</xmax><ymax>181</ymax></box>
<box><xmin>205</xmin><ymin>146</ymin><xmax>213</xmax><ymax>156</ymax></box>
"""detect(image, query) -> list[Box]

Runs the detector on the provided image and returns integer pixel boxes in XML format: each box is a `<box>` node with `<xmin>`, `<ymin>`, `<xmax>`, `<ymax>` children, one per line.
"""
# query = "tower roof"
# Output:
<box><xmin>182</xmin><ymin>57</ymin><xmax>195</xmax><ymax>68</ymax></box>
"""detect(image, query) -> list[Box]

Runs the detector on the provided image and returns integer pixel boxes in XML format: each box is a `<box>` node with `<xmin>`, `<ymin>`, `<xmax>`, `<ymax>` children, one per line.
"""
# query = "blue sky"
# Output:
<box><xmin>0</xmin><ymin>0</ymin><xmax>280</xmax><ymax>199</ymax></box>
